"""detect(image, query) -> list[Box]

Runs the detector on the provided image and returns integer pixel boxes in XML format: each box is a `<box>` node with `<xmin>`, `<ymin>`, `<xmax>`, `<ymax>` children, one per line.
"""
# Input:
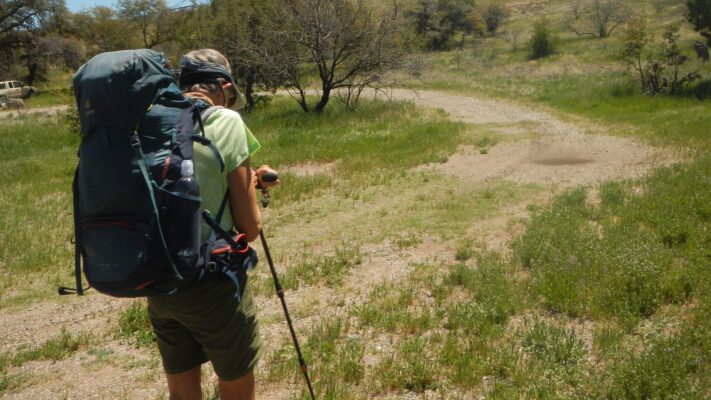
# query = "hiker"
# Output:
<box><xmin>147</xmin><ymin>49</ymin><xmax>277</xmax><ymax>400</ymax></box>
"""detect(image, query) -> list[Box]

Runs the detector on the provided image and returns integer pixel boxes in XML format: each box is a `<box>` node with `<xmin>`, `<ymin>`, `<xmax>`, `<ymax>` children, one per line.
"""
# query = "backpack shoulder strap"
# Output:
<box><xmin>191</xmin><ymin>105</ymin><xmax>225</xmax><ymax>173</ymax></box>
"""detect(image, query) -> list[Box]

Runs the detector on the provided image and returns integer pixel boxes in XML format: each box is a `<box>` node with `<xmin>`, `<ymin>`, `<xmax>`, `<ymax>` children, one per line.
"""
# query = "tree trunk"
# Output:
<box><xmin>244</xmin><ymin>72</ymin><xmax>255</xmax><ymax>111</ymax></box>
<box><xmin>313</xmin><ymin>86</ymin><xmax>331</xmax><ymax>113</ymax></box>
<box><xmin>297</xmin><ymin>89</ymin><xmax>309</xmax><ymax>112</ymax></box>
<box><xmin>25</xmin><ymin>60</ymin><xmax>38</xmax><ymax>86</ymax></box>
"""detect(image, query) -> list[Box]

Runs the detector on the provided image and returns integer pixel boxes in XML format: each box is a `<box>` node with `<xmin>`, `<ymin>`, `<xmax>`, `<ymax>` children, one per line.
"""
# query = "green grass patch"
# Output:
<box><xmin>23</xmin><ymin>88</ymin><xmax>72</xmax><ymax>108</ymax></box>
<box><xmin>246</xmin><ymin>96</ymin><xmax>466</xmax><ymax>205</ymax></box>
<box><xmin>11</xmin><ymin>328</ymin><xmax>91</xmax><ymax>367</ymax></box>
<box><xmin>0</xmin><ymin>118</ymin><xmax>78</xmax><ymax>306</ymax></box>
<box><xmin>116</xmin><ymin>300</ymin><xmax>156</xmax><ymax>348</ymax></box>
<box><xmin>603</xmin><ymin>298</ymin><xmax>711</xmax><ymax>399</ymax></box>
<box><xmin>532</xmin><ymin>72</ymin><xmax>711</xmax><ymax>151</ymax></box>
<box><xmin>514</xmin><ymin>157</ymin><xmax>711</xmax><ymax>327</ymax></box>
<box><xmin>278</xmin><ymin>245</ymin><xmax>362</xmax><ymax>291</ymax></box>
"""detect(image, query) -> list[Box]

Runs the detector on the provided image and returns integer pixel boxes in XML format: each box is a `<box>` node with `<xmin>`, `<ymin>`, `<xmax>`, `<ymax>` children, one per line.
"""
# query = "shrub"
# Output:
<box><xmin>528</xmin><ymin>19</ymin><xmax>556</xmax><ymax>60</ymax></box>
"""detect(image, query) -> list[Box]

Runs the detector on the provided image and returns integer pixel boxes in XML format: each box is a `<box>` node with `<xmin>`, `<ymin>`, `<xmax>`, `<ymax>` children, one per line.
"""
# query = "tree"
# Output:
<box><xmin>0</xmin><ymin>0</ymin><xmax>67</xmax><ymax>84</ymax></box>
<box><xmin>117</xmin><ymin>0</ymin><xmax>177</xmax><ymax>49</ymax></box>
<box><xmin>206</xmin><ymin>0</ymin><xmax>286</xmax><ymax>111</ymax></box>
<box><xmin>566</xmin><ymin>0</ymin><xmax>631</xmax><ymax>39</ymax></box>
<box><xmin>503</xmin><ymin>23</ymin><xmax>526</xmax><ymax>50</ymax></box>
<box><xmin>407</xmin><ymin>0</ymin><xmax>436</xmax><ymax>35</ymax></box>
<box><xmin>620</xmin><ymin>20</ymin><xmax>700</xmax><ymax>95</ymax></box>
<box><xmin>619</xmin><ymin>15</ymin><xmax>650</xmax><ymax>93</ymax></box>
<box><xmin>686</xmin><ymin>0</ymin><xmax>711</xmax><ymax>46</ymax></box>
<box><xmin>406</xmin><ymin>0</ymin><xmax>479</xmax><ymax>51</ymax></box>
<box><xmin>482</xmin><ymin>4</ymin><xmax>508</xmax><ymax>36</ymax></box>
<box><xmin>432</xmin><ymin>0</ymin><xmax>477</xmax><ymax>50</ymax></box>
<box><xmin>72</xmin><ymin>7</ymin><xmax>136</xmax><ymax>55</ymax></box>
<box><xmin>0</xmin><ymin>0</ymin><xmax>51</xmax><ymax>35</ymax></box>
<box><xmin>260</xmin><ymin>0</ymin><xmax>404</xmax><ymax>113</ymax></box>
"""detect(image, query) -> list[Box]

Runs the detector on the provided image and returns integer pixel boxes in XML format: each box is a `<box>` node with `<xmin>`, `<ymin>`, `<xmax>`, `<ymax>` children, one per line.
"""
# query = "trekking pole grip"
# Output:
<box><xmin>256</xmin><ymin>169</ymin><xmax>278</xmax><ymax>208</ymax></box>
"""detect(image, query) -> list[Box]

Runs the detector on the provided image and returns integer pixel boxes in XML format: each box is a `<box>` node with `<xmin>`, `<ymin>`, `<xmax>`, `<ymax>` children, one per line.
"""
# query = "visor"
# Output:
<box><xmin>179</xmin><ymin>55</ymin><xmax>245</xmax><ymax>109</ymax></box>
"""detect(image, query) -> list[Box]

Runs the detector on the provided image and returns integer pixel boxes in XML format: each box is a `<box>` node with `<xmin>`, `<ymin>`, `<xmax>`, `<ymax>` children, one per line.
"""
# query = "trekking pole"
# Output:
<box><xmin>258</xmin><ymin>171</ymin><xmax>317</xmax><ymax>400</ymax></box>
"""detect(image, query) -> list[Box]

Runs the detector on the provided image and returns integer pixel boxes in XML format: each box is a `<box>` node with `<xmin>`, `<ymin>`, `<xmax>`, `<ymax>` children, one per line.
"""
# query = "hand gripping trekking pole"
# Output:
<box><xmin>258</xmin><ymin>171</ymin><xmax>317</xmax><ymax>400</ymax></box>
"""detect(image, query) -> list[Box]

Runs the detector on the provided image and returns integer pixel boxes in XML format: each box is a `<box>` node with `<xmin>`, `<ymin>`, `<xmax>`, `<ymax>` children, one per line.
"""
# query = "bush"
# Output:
<box><xmin>528</xmin><ymin>19</ymin><xmax>556</xmax><ymax>60</ymax></box>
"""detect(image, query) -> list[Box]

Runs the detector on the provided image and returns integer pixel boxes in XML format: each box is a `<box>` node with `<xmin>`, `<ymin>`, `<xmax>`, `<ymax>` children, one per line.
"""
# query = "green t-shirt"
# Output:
<box><xmin>193</xmin><ymin>108</ymin><xmax>260</xmax><ymax>240</ymax></box>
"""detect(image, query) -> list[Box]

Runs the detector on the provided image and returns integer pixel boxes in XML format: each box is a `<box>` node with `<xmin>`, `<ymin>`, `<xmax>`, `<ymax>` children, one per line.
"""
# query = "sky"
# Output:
<box><xmin>65</xmin><ymin>0</ymin><xmax>193</xmax><ymax>13</ymax></box>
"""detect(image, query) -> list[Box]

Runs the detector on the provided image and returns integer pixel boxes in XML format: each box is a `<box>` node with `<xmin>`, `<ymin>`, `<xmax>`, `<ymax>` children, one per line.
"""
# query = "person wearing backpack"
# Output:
<box><xmin>147</xmin><ymin>49</ymin><xmax>276</xmax><ymax>400</ymax></box>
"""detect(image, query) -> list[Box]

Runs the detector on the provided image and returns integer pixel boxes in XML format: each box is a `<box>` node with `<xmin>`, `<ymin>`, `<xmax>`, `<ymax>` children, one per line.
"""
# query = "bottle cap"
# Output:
<box><xmin>181</xmin><ymin>160</ymin><xmax>194</xmax><ymax>177</ymax></box>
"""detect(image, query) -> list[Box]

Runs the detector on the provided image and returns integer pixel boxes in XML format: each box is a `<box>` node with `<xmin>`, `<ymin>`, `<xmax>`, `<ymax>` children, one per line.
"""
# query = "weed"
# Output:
<box><xmin>520</xmin><ymin>318</ymin><xmax>586</xmax><ymax>366</ymax></box>
<box><xmin>297</xmin><ymin>317</ymin><xmax>366</xmax><ymax>399</ymax></box>
<box><xmin>116</xmin><ymin>300</ymin><xmax>156</xmax><ymax>348</ymax></box>
<box><xmin>593</xmin><ymin>324</ymin><xmax>625</xmax><ymax>357</ymax></box>
<box><xmin>454</xmin><ymin>239</ymin><xmax>475</xmax><ymax>261</ymax></box>
<box><xmin>280</xmin><ymin>245</ymin><xmax>362</xmax><ymax>290</ymax></box>
<box><xmin>444</xmin><ymin>255</ymin><xmax>525</xmax><ymax>332</ymax></box>
<box><xmin>394</xmin><ymin>234</ymin><xmax>421</xmax><ymax>249</ymax></box>
<box><xmin>355</xmin><ymin>280</ymin><xmax>439</xmax><ymax>334</ymax></box>
<box><xmin>374</xmin><ymin>335</ymin><xmax>440</xmax><ymax>393</ymax></box>
<box><xmin>12</xmin><ymin>328</ymin><xmax>91</xmax><ymax>366</ymax></box>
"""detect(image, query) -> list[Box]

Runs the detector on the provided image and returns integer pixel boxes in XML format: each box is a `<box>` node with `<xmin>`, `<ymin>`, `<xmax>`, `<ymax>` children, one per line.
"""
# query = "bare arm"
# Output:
<box><xmin>228</xmin><ymin>158</ymin><xmax>261</xmax><ymax>242</ymax></box>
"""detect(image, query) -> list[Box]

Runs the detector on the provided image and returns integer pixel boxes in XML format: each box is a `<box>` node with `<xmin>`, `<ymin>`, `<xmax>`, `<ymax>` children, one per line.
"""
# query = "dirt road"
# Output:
<box><xmin>387</xmin><ymin>89</ymin><xmax>673</xmax><ymax>188</ymax></box>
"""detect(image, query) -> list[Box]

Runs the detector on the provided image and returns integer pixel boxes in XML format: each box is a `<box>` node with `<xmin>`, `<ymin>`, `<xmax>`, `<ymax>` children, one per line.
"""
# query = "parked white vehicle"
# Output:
<box><xmin>0</xmin><ymin>80</ymin><xmax>35</xmax><ymax>106</ymax></box>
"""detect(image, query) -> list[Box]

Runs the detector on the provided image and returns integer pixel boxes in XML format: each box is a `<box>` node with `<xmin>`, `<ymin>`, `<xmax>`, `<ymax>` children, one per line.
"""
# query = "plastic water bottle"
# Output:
<box><xmin>175</xmin><ymin>160</ymin><xmax>199</xmax><ymax>197</ymax></box>
<box><xmin>166</xmin><ymin>159</ymin><xmax>201</xmax><ymax>268</ymax></box>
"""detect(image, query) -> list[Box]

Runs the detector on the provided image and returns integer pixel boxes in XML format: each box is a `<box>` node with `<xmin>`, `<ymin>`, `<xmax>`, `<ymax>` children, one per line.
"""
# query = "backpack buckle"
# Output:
<box><xmin>206</xmin><ymin>261</ymin><xmax>217</xmax><ymax>272</ymax></box>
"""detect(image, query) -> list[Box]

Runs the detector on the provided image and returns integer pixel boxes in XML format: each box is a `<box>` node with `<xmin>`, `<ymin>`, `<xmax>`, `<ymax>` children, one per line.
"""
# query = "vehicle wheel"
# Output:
<box><xmin>0</xmin><ymin>95</ymin><xmax>7</xmax><ymax>108</ymax></box>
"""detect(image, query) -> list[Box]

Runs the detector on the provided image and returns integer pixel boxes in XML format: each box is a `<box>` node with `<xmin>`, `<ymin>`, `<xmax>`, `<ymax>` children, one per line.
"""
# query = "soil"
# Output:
<box><xmin>0</xmin><ymin>90</ymin><xmax>678</xmax><ymax>399</ymax></box>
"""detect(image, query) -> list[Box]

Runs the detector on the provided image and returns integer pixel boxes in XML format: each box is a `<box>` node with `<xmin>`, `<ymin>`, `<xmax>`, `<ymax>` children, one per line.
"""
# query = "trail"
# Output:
<box><xmin>385</xmin><ymin>89</ymin><xmax>673</xmax><ymax>188</ymax></box>
<box><xmin>0</xmin><ymin>90</ymin><xmax>676</xmax><ymax>399</ymax></box>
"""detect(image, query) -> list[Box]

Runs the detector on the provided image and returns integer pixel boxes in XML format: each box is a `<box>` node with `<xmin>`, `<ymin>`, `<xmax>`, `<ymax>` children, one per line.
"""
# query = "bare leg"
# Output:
<box><xmin>166</xmin><ymin>366</ymin><xmax>202</xmax><ymax>400</ymax></box>
<box><xmin>219</xmin><ymin>370</ymin><xmax>256</xmax><ymax>400</ymax></box>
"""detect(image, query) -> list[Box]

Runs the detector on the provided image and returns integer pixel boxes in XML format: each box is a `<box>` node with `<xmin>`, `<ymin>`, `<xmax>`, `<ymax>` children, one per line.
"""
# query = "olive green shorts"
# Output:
<box><xmin>147</xmin><ymin>274</ymin><xmax>261</xmax><ymax>381</ymax></box>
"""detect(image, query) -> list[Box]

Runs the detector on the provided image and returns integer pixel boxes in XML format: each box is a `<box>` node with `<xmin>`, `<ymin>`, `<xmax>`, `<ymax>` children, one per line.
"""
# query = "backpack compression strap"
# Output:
<box><xmin>130</xmin><ymin>132</ymin><xmax>184</xmax><ymax>281</ymax></box>
<box><xmin>58</xmin><ymin>168</ymin><xmax>91</xmax><ymax>295</ymax></box>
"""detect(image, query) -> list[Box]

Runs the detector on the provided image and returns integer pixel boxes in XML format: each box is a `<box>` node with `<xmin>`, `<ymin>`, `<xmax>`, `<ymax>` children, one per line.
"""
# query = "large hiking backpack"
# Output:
<box><xmin>64</xmin><ymin>49</ymin><xmax>256</xmax><ymax>298</ymax></box>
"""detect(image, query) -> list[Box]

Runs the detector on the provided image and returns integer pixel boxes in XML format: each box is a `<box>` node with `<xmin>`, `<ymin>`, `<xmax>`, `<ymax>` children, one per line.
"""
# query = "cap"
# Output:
<box><xmin>179</xmin><ymin>49</ymin><xmax>245</xmax><ymax>109</ymax></box>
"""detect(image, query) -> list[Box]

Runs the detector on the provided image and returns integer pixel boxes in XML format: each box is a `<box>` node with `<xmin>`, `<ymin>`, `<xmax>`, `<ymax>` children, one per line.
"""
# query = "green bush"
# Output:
<box><xmin>528</xmin><ymin>19</ymin><xmax>557</xmax><ymax>60</ymax></box>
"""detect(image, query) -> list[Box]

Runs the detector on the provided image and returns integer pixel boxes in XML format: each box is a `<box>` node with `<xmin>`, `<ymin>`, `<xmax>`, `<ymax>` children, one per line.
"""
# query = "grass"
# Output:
<box><xmin>246</xmin><ymin>96</ymin><xmax>467</xmax><ymax>205</ymax></box>
<box><xmin>277</xmin><ymin>245</ymin><xmax>363</xmax><ymax>291</ymax></box>
<box><xmin>514</xmin><ymin>157</ymin><xmax>711</xmax><ymax>327</ymax></box>
<box><xmin>11</xmin><ymin>328</ymin><xmax>91</xmax><ymax>366</ymax></box>
<box><xmin>255</xmin><ymin>158</ymin><xmax>710</xmax><ymax>399</ymax></box>
<box><xmin>0</xmin><ymin>117</ymin><xmax>78</xmax><ymax>307</ymax></box>
<box><xmin>116</xmin><ymin>300</ymin><xmax>156</xmax><ymax>348</ymax></box>
<box><xmin>0</xmin><ymin>328</ymin><xmax>91</xmax><ymax>396</ymax></box>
